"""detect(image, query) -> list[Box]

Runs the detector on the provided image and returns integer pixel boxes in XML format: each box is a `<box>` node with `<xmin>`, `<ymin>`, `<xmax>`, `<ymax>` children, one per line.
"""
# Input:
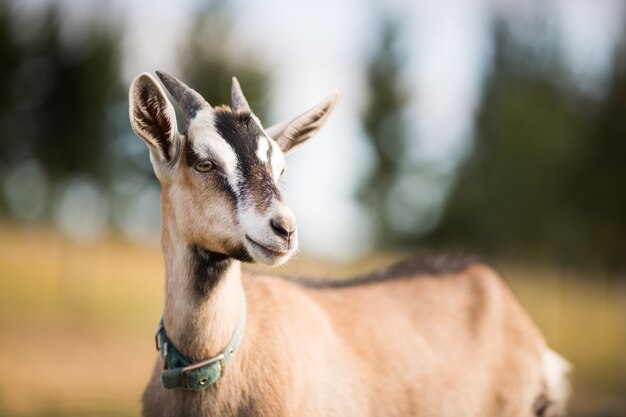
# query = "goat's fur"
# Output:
<box><xmin>129</xmin><ymin>72</ymin><xmax>571</xmax><ymax>417</ymax></box>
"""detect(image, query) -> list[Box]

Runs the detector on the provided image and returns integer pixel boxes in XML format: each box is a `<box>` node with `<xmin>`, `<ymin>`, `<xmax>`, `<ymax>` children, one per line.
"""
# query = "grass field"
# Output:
<box><xmin>0</xmin><ymin>223</ymin><xmax>624</xmax><ymax>416</ymax></box>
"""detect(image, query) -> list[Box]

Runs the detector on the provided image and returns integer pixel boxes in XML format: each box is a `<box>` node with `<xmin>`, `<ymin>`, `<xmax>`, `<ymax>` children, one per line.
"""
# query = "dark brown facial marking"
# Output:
<box><xmin>213</xmin><ymin>108</ymin><xmax>281</xmax><ymax>212</ymax></box>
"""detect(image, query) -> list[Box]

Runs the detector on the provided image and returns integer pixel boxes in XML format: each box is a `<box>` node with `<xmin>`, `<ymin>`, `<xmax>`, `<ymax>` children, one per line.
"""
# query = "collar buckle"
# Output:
<box><xmin>155</xmin><ymin>320</ymin><xmax>164</xmax><ymax>351</ymax></box>
<box><xmin>180</xmin><ymin>353</ymin><xmax>226</xmax><ymax>390</ymax></box>
<box><xmin>154</xmin><ymin>292</ymin><xmax>246</xmax><ymax>389</ymax></box>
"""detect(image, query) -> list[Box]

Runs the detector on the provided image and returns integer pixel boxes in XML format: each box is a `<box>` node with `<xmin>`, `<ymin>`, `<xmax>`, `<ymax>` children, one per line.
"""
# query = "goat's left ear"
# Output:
<box><xmin>129</xmin><ymin>72</ymin><xmax>179</xmax><ymax>166</ymax></box>
<box><xmin>266</xmin><ymin>92</ymin><xmax>340</xmax><ymax>154</ymax></box>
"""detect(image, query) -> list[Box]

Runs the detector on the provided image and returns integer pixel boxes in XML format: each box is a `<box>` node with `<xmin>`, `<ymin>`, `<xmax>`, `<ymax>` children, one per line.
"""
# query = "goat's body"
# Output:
<box><xmin>142</xmin><ymin>257</ymin><xmax>568</xmax><ymax>417</ymax></box>
<box><xmin>130</xmin><ymin>73</ymin><xmax>569</xmax><ymax>417</ymax></box>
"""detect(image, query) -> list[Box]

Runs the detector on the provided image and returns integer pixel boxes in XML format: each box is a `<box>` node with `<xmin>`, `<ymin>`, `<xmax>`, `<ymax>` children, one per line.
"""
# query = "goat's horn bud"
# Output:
<box><xmin>156</xmin><ymin>70</ymin><xmax>209</xmax><ymax>122</ymax></box>
<box><xmin>231</xmin><ymin>76</ymin><xmax>251</xmax><ymax>113</ymax></box>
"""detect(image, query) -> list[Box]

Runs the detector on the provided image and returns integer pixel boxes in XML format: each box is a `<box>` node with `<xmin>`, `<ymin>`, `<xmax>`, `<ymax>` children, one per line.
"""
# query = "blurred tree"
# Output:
<box><xmin>427</xmin><ymin>17</ymin><xmax>626</xmax><ymax>273</ymax></box>
<box><xmin>0</xmin><ymin>2</ymin><xmax>124</xmax><ymax>217</ymax></box>
<box><xmin>179</xmin><ymin>2</ymin><xmax>270</xmax><ymax>121</ymax></box>
<box><xmin>572</xmin><ymin>22</ymin><xmax>626</xmax><ymax>272</ymax></box>
<box><xmin>427</xmin><ymin>20</ymin><xmax>590</xmax><ymax>264</ymax></box>
<box><xmin>356</xmin><ymin>16</ymin><xmax>410</xmax><ymax>244</ymax></box>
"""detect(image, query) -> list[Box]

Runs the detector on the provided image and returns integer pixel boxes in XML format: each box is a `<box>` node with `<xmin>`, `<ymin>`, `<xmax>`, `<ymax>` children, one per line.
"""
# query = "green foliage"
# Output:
<box><xmin>0</xmin><ymin>5</ymin><xmax>123</xmax><ymax>181</ymax></box>
<box><xmin>429</xmin><ymin>19</ymin><xmax>626</xmax><ymax>272</ymax></box>
<box><xmin>571</xmin><ymin>35</ymin><xmax>626</xmax><ymax>270</ymax></box>
<box><xmin>357</xmin><ymin>14</ymin><xmax>626</xmax><ymax>272</ymax></box>
<box><xmin>430</xmin><ymin>21</ymin><xmax>587</xmax><ymax>259</ymax></box>
<box><xmin>0</xmin><ymin>3</ymin><xmax>124</xmax><ymax>218</ymax></box>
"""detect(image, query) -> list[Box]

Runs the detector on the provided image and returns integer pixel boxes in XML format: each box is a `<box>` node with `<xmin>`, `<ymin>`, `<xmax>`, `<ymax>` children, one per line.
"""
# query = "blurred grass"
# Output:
<box><xmin>0</xmin><ymin>223</ymin><xmax>624</xmax><ymax>416</ymax></box>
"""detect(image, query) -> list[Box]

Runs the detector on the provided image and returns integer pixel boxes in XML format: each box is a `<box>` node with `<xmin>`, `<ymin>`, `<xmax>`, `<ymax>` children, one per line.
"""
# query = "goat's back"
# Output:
<box><xmin>287</xmin><ymin>260</ymin><xmax>569</xmax><ymax>416</ymax></box>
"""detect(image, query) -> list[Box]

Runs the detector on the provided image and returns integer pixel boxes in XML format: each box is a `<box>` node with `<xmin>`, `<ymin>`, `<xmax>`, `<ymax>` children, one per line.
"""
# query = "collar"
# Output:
<box><xmin>155</xmin><ymin>300</ymin><xmax>246</xmax><ymax>390</ymax></box>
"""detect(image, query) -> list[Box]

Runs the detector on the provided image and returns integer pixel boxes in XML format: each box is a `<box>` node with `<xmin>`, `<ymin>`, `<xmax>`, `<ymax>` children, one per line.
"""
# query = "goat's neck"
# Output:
<box><xmin>160</xmin><ymin>218</ymin><xmax>244</xmax><ymax>360</ymax></box>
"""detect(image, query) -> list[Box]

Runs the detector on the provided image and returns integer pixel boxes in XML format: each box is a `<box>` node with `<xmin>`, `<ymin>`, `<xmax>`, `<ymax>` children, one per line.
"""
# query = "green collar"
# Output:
<box><xmin>155</xmin><ymin>301</ymin><xmax>246</xmax><ymax>390</ymax></box>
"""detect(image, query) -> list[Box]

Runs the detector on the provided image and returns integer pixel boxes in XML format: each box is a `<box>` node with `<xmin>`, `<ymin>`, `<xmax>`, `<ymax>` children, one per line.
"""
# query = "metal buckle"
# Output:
<box><xmin>155</xmin><ymin>321</ymin><xmax>164</xmax><ymax>351</ymax></box>
<box><xmin>162</xmin><ymin>342</ymin><xmax>169</xmax><ymax>370</ymax></box>
<box><xmin>180</xmin><ymin>353</ymin><xmax>225</xmax><ymax>390</ymax></box>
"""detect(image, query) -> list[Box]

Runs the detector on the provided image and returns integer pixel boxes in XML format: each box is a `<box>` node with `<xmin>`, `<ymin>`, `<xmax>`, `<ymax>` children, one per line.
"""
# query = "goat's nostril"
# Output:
<box><xmin>271</xmin><ymin>218</ymin><xmax>295</xmax><ymax>240</ymax></box>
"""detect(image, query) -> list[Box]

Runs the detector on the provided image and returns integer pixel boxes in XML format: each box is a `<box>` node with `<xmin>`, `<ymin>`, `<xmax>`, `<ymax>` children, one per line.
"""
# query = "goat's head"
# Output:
<box><xmin>129</xmin><ymin>71</ymin><xmax>338</xmax><ymax>266</ymax></box>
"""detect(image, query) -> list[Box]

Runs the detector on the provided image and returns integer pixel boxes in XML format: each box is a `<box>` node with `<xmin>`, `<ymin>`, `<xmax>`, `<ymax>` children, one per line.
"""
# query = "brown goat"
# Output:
<box><xmin>129</xmin><ymin>71</ymin><xmax>570</xmax><ymax>417</ymax></box>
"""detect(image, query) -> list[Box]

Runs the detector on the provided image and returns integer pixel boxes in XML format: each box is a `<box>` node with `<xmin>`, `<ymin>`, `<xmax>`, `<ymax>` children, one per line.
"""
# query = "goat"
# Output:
<box><xmin>129</xmin><ymin>71</ymin><xmax>571</xmax><ymax>417</ymax></box>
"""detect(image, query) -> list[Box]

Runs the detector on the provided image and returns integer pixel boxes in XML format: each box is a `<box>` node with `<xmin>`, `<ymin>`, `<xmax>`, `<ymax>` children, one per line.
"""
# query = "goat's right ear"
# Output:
<box><xmin>129</xmin><ymin>72</ymin><xmax>178</xmax><ymax>165</ymax></box>
<box><xmin>265</xmin><ymin>92</ymin><xmax>339</xmax><ymax>154</ymax></box>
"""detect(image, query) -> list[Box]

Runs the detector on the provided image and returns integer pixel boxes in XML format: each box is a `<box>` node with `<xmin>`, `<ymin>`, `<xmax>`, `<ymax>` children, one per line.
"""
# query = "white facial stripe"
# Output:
<box><xmin>188</xmin><ymin>109</ymin><xmax>240</xmax><ymax>192</ymax></box>
<box><xmin>256</xmin><ymin>135</ymin><xmax>270</xmax><ymax>163</ymax></box>
<box><xmin>269</xmin><ymin>138</ymin><xmax>285</xmax><ymax>178</ymax></box>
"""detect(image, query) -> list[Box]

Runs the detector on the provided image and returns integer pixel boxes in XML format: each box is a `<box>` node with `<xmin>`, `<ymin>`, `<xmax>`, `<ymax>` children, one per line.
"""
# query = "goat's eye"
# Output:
<box><xmin>194</xmin><ymin>160</ymin><xmax>213</xmax><ymax>173</ymax></box>
<box><xmin>280</xmin><ymin>168</ymin><xmax>286</xmax><ymax>177</ymax></box>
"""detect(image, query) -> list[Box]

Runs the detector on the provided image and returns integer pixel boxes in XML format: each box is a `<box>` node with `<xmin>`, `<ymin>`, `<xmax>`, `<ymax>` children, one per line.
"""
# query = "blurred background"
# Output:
<box><xmin>0</xmin><ymin>0</ymin><xmax>625</xmax><ymax>415</ymax></box>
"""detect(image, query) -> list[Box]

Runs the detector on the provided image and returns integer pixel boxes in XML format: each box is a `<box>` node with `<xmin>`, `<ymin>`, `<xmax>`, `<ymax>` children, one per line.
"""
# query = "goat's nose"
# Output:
<box><xmin>270</xmin><ymin>217</ymin><xmax>296</xmax><ymax>241</ymax></box>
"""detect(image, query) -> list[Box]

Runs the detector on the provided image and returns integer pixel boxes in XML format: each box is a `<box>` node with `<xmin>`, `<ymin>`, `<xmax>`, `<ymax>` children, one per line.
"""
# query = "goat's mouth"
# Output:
<box><xmin>245</xmin><ymin>235</ymin><xmax>290</xmax><ymax>259</ymax></box>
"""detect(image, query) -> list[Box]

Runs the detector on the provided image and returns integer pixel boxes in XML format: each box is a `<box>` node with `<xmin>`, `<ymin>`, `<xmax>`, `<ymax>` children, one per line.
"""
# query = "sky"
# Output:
<box><xmin>13</xmin><ymin>0</ymin><xmax>626</xmax><ymax>260</ymax></box>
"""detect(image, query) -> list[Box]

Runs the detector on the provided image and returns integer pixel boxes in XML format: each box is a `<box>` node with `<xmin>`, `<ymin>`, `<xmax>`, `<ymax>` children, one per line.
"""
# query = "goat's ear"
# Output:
<box><xmin>129</xmin><ymin>72</ymin><xmax>179</xmax><ymax>165</ymax></box>
<box><xmin>266</xmin><ymin>92</ymin><xmax>339</xmax><ymax>154</ymax></box>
